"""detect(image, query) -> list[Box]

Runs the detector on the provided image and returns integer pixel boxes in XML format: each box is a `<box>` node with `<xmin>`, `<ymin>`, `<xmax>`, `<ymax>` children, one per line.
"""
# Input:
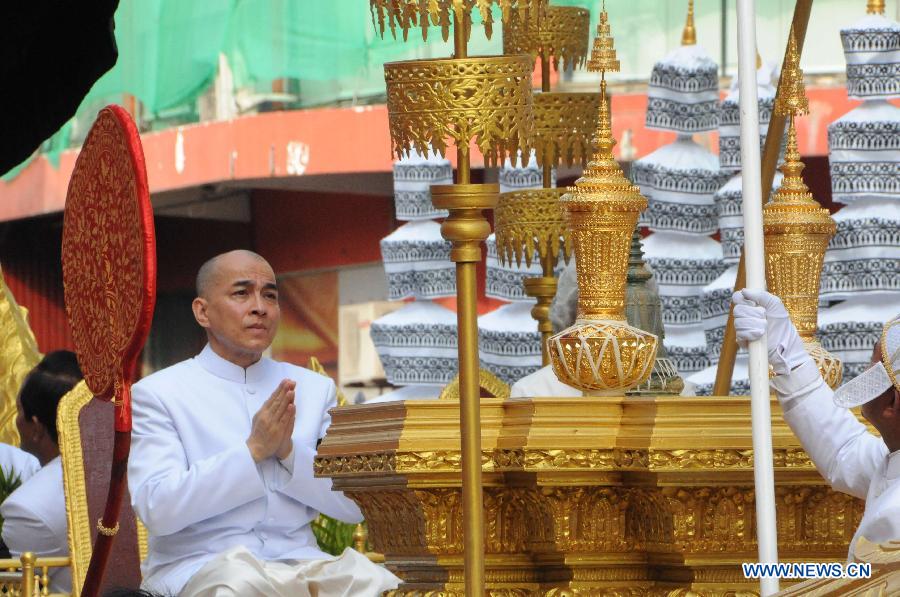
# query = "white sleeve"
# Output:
<box><xmin>128</xmin><ymin>384</ymin><xmax>268</xmax><ymax>536</ymax></box>
<box><xmin>773</xmin><ymin>359</ymin><xmax>887</xmax><ymax>499</ymax></box>
<box><xmin>0</xmin><ymin>499</ymin><xmax>64</xmax><ymax>558</ymax></box>
<box><xmin>510</xmin><ymin>380</ymin><xmax>527</xmax><ymax>398</ymax></box>
<box><xmin>277</xmin><ymin>380</ymin><xmax>363</xmax><ymax>524</ymax></box>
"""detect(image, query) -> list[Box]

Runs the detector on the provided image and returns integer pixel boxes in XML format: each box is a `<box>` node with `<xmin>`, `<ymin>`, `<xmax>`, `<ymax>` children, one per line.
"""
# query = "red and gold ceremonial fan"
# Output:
<box><xmin>62</xmin><ymin>105</ymin><xmax>156</xmax><ymax>597</ymax></box>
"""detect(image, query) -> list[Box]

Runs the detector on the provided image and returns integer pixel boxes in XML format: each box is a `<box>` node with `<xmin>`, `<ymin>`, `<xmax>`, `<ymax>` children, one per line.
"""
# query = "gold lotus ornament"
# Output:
<box><xmin>548</xmin><ymin>5</ymin><xmax>658</xmax><ymax>395</ymax></box>
<box><xmin>763</xmin><ymin>29</ymin><xmax>841</xmax><ymax>389</ymax></box>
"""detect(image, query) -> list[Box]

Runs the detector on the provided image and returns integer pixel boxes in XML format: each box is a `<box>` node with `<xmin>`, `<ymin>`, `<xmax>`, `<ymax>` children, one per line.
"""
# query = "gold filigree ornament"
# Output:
<box><xmin>384</xmin><ymin>56</ymin><xmax>534</xmax><ymax>166</ymax></box>
<box><xmin>495</xmin><ymin>188</ymin><xmax>571</xmax><ymax>269</ymax></box>
<box><xmin>503</xmin><ymin>5</ymin><xmax>591</xmax><ymax>71</ymax></box>
<box><xmin>532</xmin><ymin>92</ymin><xmax>601</xmax><ymax>169</ymax></box>
<box><xmin>763</xmin><ymin>29</ymin><xmax>841</xmax><ymax>389</ymax></box>
<box><xmin>548</xmin><ymin>6</ymin><xmax>658</xmax><ymax>395</ymax></box>
<box><xmin>369</xmin><ymin>0</ymin><xmax>546</xmax><ymax>42</ymax></box>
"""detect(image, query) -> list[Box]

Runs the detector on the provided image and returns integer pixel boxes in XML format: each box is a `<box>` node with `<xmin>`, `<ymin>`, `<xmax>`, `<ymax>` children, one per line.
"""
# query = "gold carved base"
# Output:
<box><xmin>316</xmin><ymin>397</ymin><xmax>864</xmax><ymax>596</ymax></box>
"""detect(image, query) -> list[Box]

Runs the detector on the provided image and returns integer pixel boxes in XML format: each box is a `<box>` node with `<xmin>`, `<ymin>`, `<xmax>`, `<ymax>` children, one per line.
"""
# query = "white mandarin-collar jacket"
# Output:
<box><xmin>0</xmin><ymin>456</ymin><xmax>72</xmax><ymax>593</ymax></box>
<box><xmin>510</xmin><ymin>365</ymin><xmax>581</xmax><ymax>398</ymax></box>
<box><xmin>772</xmin><ymin>359</ymin><xmax>900</xmax><ymax>560</ymax></box>
<box><xmin>129</xmin><ymin>345</ymin><xmax>363</xmax><ymax>595</ymax></box>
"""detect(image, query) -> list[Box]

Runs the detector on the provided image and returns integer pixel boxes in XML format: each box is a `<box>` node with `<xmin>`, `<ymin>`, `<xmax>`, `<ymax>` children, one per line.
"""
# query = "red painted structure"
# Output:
<box><xmin>0</xmin><ymin>85</ymin><xmax>876</xmax><ymax>358</ymax></box>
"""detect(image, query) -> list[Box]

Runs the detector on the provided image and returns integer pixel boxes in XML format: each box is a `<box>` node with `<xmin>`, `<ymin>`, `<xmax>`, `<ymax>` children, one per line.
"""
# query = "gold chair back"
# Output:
<box><xmin>58</xmin><ymin>382</ymin><xmax>146</xmax><ymax>596</ymax></box>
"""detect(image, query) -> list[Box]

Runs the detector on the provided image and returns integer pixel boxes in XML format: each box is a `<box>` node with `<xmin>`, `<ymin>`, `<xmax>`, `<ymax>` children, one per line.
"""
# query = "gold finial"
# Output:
<box><xmin>682</xmin><ymin>0</ymin><xmax>697</xmax><ymax>46</ymax></box>
<box><xmin>868</xmin><ymin>0</ymin><xmax>886</xmax><ymax>15</ymax></box>
<box><xmin>772</xmin><ymin>116</ymin><xmax>815</xmax><ymax>206</ymax></box>
<box><xmin>588</xmin><ymin>4</ymin><xmax>620</xmax><ymax>73</ymax></box>
<box><xmin>756</xmin><ymin>51</ymin><xmax>763</xmax><ymax>69</ymax></box>
<box><xmin>774</xmin><ymin>28</ymin><xmax>810</xmax><ymax>118</ymax></box>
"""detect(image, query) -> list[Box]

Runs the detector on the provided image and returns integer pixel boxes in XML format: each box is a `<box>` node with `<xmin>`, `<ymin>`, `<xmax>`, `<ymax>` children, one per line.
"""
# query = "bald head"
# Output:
<box><xmin>196</xmin><ymin>250</ymin><xmax>269</xmax><ymax>298</ymax></box>
<box><xmin>192</xmin><ymin>250</ymin><xmax>280</xmax><ymax>368</ymax></box>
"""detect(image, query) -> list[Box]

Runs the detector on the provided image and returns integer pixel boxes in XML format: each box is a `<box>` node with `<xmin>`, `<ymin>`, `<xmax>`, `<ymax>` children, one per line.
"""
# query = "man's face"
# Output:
<box><xmin>193</xmin><ymin>252</ymin><xmax>280</xmax><ymax>366</ymax></box>
<box><xmin>861</xmin><ymin>342</ymin><xmax>898</xmax><ymax>433</ymax></box>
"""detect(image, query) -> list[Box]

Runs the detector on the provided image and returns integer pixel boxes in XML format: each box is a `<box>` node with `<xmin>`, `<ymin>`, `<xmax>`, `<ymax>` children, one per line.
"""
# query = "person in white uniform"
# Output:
<box><xmin>129</xmin><ymin>250</ymin><xmax>399</xmax><ymax>597</ymax></box>
<box><xmin>1</xmin><ymin>351</ymin><xmax>83</xmax><ymax>593</ymax></box>
<box><xmin>733</xmin><ymin>289</ymin><xmax>900</xmax><ymax>560</ymax></box>
<box><xmin>511</xmin><ymin>262</ymin><xmax>581</xmax><ymax>397</ymax></box>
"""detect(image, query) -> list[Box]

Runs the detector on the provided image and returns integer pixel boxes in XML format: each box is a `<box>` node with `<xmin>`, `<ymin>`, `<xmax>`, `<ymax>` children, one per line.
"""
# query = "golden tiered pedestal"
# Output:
<box><xmin>316</xmin><ymin>396</ymin><xmax>863</xmax><ymax>596</ymax></box>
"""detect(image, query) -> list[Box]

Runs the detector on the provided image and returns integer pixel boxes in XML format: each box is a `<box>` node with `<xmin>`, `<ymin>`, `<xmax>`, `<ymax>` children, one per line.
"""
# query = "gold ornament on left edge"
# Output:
<box><xmin>384</xmin><ymin>56</ymin><xmax>534</xmax><ymax>165</ymax></box>
<box><xmin>763</xmin><ymin>29</ymin><xmax>841</xmax><ymax>389</ymax></box>
<box><xmin>0</xmin><ymin>267</ymin><xmax>41</xmax><ymax>445</ymax></box>
<box><xmin>370</xmin><ymin>0</ymin><xmax>546</xmax><ymax>42</ymax></box>
<box><xmin>548</xmin><ymin>6</ymin><xmax>658</xmax><ymax>395</ymax></box>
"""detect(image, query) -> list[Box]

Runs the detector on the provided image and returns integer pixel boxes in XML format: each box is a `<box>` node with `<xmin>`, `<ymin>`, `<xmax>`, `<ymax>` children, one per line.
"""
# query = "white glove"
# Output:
<box><xmin>732</xmin><ymin>289</ymin><xmax>809</xmax><ymax>375</ymax></box>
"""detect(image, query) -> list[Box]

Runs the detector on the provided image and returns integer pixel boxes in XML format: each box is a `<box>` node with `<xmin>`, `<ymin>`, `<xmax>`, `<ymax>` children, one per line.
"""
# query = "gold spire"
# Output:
<box><xmin>774</xmin><ymin>28</ymin><xmax>809</xmax><ymax>118</ymax></box>
<box><xmin>573</xmin><ymin>2</ymin><xmax>640</xmax><ymax>213</ymax></box>
<box><xmin>681</xmin><ymin>0</ymin><xmax>697</xmax><ymax>46</ymax></box>
<box><xmin>868</xmin><ymin>0</ymin><xmax>886</xmax><ymax>15</ymax></box>
<box><xmin>587</xmin><ymin>3</ymin><xmax>620</xmax><ymax>73</ymax></box>
<box><xmin>772</xmin><ymin>119</ymin><xmax>815</xmax><ymax>205</ymax></box>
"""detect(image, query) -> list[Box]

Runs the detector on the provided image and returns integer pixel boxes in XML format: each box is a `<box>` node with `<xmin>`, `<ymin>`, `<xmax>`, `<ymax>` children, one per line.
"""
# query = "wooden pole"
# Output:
<box><xmin>713</xmin><ymin>0</ymin><xmax>813</xmax><ymax>396</ymax></box>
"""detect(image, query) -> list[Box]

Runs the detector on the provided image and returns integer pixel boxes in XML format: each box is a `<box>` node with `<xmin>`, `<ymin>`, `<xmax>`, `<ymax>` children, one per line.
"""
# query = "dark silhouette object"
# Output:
<box><xmin>0</xmin><ymin>1</ymin><xmax>120</xmax><ymax>174</ymax></box>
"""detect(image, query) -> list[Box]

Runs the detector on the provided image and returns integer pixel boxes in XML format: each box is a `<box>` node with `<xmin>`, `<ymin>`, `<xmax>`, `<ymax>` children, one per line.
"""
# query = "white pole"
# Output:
<box><xmin>735</xmin><ymin>1</ymin><xmax>780</xmax><ymax>595</ymax></box>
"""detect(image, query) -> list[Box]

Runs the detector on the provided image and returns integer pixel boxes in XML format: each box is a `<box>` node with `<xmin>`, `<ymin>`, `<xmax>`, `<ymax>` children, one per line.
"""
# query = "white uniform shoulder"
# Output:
<box><xmin>0</xmin><ymin>458</ymin><xmax>67</xmax><ymax>547</ymax></box>
<box><xmin>133</xmin><ymin>359</ymin><xmax>196</xmax><ymax>393</ymax></box>
<box><xmin>0</xmin><ymin>444</ymin><xmax>40</xmax><ymax>484</ymax></box>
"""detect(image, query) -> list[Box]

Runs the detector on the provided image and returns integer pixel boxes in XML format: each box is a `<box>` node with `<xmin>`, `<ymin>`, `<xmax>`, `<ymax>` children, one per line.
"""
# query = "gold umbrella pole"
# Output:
<box><xmin>377</xmin><ymin>2</ymin><xmax>534</xmax><ymax>590</ymax></box>
<box><xmin>434</xmin><ymin>14</ymin><xmax>489</xmax><ymax>594</ymax></box>
<box><xmin>498</xmin><ymin>3</ymin><xmax>593</xmax><ymax>363</ymax></box>
<box><xmin>714</xmin><ymin>0</ymin><xmax>813</xmax><ymax>395</ymax></box>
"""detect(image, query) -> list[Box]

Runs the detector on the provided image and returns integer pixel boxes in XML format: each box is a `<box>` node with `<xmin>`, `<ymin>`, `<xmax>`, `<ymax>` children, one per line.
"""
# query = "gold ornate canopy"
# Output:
<box><xmin>493</xmin><ymin>1</ymin><xmax>597</xmax><ymax>363</ymax></box>
<box><xmin>384</xmin><ymin>56</ymin><xmax>534</xmax><ymax>166</ymax></box>
<box><xmin>376</xmin><ymin>1</ymin><xmax>540</xmax><ymax>592</ymax></box>
<box><xmin>370</xmin><ymin>0</ymin><xmax>545</xmax><ymax>41</ymax></box>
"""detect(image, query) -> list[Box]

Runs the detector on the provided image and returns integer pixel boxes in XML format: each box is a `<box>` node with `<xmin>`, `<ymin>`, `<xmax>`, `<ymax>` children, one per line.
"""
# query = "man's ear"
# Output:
<box><xmin>192</xmin><ymin>297</ymin><xmax>210</xmax><ymax>329</ymax></box>
<box><xmin>884</xmin><ymin>388</ymin><xmax>900</xmax><ymax>420</ymax></box>
<box><xmin>29</xmin><ymin>415</ymin><xmax>45</xmax><ymax>441</ymax></box>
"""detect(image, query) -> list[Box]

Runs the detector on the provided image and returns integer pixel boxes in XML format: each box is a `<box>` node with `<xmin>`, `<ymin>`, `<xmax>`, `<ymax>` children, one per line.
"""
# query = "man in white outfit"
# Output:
<box><xmin>511</xmin><ymin>262</ymin><xmax>581</xmax><ymax>398</ymax></box>
<box><xmin>129</xmin><ymin>250</ymin><xmax>399</xmax><ymax>596</ymax></box>
<box><xmin>733</xmin><ymin>289</ymin><xmax>900</xmax><ymax>560</ymax></box>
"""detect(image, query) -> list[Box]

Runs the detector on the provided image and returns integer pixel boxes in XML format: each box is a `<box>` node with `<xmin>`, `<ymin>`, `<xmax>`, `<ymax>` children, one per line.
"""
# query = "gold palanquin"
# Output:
<box><xmin>316</xmin><ymin>395</ymin><xmax>864</xmax><ymax>595</ymax></box>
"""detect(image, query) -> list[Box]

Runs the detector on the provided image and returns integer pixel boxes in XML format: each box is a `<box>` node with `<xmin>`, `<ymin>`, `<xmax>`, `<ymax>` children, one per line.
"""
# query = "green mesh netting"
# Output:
<box><xmin>5</xmin><ymin>0</ymin><xmax>515</xmax><ymax>179</ymax></box>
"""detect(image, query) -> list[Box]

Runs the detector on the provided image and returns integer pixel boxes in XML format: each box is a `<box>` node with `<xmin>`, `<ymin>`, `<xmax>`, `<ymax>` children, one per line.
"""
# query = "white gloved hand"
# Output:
<box><xmin>732</xmin><ymin>289</ymin><xmax>809</xmax><ymax>375</ymax></box>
